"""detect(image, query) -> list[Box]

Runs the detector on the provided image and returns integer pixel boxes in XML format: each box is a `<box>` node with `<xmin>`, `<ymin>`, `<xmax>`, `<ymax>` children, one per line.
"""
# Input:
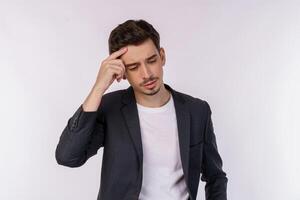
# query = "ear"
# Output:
<box><xmin>160</xmin><ymin>47</ymin><xmax>166</xmax><ymax>66</ymax></box>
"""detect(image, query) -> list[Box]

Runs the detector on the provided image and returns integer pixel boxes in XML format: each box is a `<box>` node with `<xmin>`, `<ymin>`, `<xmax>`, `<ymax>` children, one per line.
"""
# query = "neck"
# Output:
<box><xmin>134</xmin><ymin>83</ymin><xmax>171</xmax><ymax>108</ymax></box>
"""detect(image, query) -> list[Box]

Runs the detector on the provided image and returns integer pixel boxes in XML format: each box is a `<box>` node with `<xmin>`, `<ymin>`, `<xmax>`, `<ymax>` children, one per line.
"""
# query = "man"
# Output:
<box><xmin>55</xmin><ymin>19</ymin><xmax>228</xmax><ymax>200</ymax></box>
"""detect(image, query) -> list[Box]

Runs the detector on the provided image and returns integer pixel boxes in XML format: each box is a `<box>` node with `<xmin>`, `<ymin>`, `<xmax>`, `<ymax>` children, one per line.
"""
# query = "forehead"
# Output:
<box><xmin>120</xmin><ymin>38</ymin><xmax>159</xmax><ymax>62</ymax></box>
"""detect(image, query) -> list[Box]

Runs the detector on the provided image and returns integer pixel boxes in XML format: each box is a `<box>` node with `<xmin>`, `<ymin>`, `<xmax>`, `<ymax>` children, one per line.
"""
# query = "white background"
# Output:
<box><xmin>1</xmin><ymin>0</ymin><xmax>299</xmax><ymax>199</ymax></box>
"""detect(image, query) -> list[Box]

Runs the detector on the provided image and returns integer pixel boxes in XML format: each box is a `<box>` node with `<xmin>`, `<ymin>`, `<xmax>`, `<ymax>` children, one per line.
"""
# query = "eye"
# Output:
<box><xmin>148</xmin><ymin>59</ymin><xmax>156</xmax><ymax>63</ymax></box>
<box><xmin>128</xmin><ymin>66</ymin><xmax>137</xmax><ymax>71</ymax></box>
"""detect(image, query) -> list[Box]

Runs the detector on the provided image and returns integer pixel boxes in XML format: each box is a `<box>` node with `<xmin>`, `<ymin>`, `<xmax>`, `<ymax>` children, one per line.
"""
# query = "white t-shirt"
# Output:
<box><xmin>136</xmin><ymin>94</ymin><xmax>189</xmax><ymax>200</ymax></box>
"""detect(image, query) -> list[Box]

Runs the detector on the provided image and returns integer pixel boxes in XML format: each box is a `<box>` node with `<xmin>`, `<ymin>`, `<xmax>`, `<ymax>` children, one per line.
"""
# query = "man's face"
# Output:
<box><xmin>120</xmin><ymin>38</ymin><xmax>166</xmax><ymax>96</ymax></box>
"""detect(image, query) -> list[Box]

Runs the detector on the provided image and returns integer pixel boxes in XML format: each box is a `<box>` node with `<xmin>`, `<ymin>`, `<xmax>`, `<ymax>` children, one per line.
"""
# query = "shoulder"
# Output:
<box><xmin>174</xmin><ymin>90</ymin><xmax>211</xmax><ymax>116</ymax></box>
<box><xmin>176</xmin><ymin>90</ymin><xmax>210</xmax><ymax>108</ymax></box>
<box><xmin>102</xmin><ymin>88</ymin><xmax>126</xmax><ymax>100</ymax></box>
<box><xmin>97</xmin><ymin>88</ymin><xmax>126</xmax><ymax>112</ymax></box>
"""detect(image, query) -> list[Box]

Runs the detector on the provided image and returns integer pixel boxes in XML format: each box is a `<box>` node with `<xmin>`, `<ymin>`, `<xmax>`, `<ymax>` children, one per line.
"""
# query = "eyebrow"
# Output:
<box><xmin>124</xmin><ymin>54</ymin><xmax>158</xmax><ymax>68</ymax></box>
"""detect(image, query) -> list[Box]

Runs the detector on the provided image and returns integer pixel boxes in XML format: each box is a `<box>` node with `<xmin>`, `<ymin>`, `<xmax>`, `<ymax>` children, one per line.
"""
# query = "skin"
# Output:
<box><xmin>119</xmin><ymin>38</ymin><xmax>171</xmax><ymax>108</ymax></box>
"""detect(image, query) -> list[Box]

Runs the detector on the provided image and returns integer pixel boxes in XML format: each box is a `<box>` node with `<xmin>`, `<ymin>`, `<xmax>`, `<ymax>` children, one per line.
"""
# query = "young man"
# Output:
<box><xmin>55</xmin><ymin>19</ymin><xmax>228</xmax><ymax>200</ymax></box>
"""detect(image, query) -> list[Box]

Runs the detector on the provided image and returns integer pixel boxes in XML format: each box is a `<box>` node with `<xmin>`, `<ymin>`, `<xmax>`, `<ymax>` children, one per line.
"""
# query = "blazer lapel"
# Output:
<box><xmin>120</xmin><ymin>83</ymin><xmax>191</xmax><ymax>180</ymax></box>
<box><xmin>166</xmin><ymin>84</ymin><xmax>191</xmax><ymax>180</ymax></box>
<box><xmin>121</xmin><ymin>87</ymin><xmax>143</xmax><ymax>167</ymax></box>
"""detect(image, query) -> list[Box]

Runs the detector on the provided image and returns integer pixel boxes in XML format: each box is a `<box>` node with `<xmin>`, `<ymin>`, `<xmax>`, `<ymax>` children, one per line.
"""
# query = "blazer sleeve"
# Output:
<box><xmin>200</xmin><ymin>101</ymin><xmax>228</xmax><ymax>200</ymax></box>
<box><xmin>55</xmin><ymin>103</ymin><xmax>106</xmax><ymax>168</ymax></box>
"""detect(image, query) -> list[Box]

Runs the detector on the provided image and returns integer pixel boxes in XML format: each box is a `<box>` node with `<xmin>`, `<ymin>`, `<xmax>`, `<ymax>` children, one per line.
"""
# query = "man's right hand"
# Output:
<box><xmin>94</xmin><ymin>47</ymin><xmax>128</xmax><ymax>93</ymax></box>
<box><xmin>82</xmin><ymin>47</ymin><xmax>128</xmax><ymax>112</ymax></box>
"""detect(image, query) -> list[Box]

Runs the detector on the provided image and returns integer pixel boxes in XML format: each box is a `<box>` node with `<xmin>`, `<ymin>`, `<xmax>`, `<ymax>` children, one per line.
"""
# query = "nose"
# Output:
<box><xmin>140</xmin><ymin>63</ymin><xmax>152</xmax><ymax>79</ymax></box>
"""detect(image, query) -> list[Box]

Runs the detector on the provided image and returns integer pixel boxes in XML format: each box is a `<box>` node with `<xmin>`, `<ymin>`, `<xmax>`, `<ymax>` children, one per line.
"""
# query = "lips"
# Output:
<box><xmin>143</xmin><ymin>80</ymin><xmax>157</xmax><ymax>89</ymax></box>
<box><xmin>144</xmin><ymin>80</ymin><xmax>156</xmax><ymax>86</ymax></box>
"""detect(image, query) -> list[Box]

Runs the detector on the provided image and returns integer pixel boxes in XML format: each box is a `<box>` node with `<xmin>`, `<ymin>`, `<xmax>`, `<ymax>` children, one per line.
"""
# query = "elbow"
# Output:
<box><xmin>55</xmin><ymin>146</ymin><xmax>85</xmax><ymax>168</ymax></box>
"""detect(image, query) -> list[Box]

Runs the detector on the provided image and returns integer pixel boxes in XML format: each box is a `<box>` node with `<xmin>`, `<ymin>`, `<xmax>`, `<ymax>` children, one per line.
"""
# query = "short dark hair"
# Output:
<box><xmin>108</xmin><ymin>19</ymin><xmax>160</xmax><ymax>55</ymax></box>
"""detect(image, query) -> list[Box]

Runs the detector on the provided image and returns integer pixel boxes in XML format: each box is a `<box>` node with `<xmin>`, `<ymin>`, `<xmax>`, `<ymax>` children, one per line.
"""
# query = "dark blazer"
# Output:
<box><xmin>55</xmin><ymin>83</ymin><xmax>228</xmax><ymax>200</ymax></box>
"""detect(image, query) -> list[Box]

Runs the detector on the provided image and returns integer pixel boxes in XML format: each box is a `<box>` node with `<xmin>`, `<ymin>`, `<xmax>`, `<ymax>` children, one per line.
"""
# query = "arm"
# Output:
<box><xmin>55</xmin><ymin>98</ymin><xmax>106</xmax><ymax>168</ymax></box>
<box><xmin>201</xmin><ymin>101</ymin><xmax>228</xmax><ymax>200</ymax></box>
<box><xmin>55</xmin><ymin>47</ymin><xmax>128</xmax><ymax>168</ymax></box>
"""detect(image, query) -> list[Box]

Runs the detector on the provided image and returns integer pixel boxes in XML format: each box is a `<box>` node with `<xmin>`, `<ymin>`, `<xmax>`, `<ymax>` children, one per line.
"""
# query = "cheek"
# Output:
<box><xmin>154</xmin><ymin>65</ymin><xmax>163</xmax><ymax>75</ymax></box>
<box><xmin>127</xmin><ymin>73</ymin><xmax>140</xmax><ymax>84</ymax></box>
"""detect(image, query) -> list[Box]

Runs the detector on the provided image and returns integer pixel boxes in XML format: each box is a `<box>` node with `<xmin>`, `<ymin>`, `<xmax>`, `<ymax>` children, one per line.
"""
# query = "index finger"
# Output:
<box><xmin>106</xmin><ymin>47</ymin><xmax>128</xmax><ymax>61</ymax></box>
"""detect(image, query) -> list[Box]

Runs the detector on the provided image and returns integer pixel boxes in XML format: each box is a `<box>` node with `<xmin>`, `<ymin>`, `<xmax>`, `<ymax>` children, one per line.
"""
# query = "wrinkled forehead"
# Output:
<box><xmin>120</xmin><ymin>39</ymin><xmax>159</xmax><ymax>62</ymax></box>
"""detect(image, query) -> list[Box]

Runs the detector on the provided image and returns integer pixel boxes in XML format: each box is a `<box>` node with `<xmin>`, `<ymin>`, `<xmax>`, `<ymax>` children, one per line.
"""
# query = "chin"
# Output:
<box><xmin>142</xmin><ymin>82</ymin><xmax>161</xmax><ymax>96</ymax></box>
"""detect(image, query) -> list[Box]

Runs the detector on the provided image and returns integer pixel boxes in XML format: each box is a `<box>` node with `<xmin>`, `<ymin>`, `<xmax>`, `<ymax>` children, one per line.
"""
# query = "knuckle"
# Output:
<box><xmin>101</xmin><ymin>60</ymin><xmax>107</xmax><ymax>66</ymax></box>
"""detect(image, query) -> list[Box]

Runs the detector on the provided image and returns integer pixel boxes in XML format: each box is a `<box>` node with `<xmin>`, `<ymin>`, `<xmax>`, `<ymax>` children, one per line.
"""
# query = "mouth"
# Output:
<box><xmin>143</xmin><ymin>80</ymin><xmax>157</xmax><ymax>89</ymax></box>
